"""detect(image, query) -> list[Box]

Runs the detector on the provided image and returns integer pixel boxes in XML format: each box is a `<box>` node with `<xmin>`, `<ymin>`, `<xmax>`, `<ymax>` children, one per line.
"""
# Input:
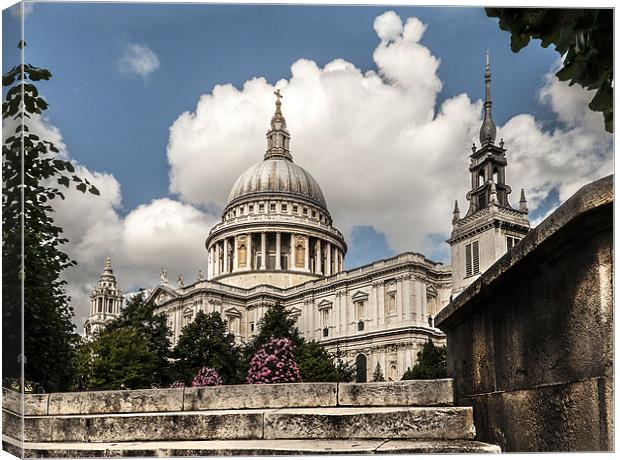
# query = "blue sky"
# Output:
<box><xmin>2</xmin><ymin>3</ymin><xmax>613</xmax><ymax>320</ymax></box>
<box><xmin>5</xmin><ymin>3</ymin><xmax>558</xmax><ymax>211</ymax></box>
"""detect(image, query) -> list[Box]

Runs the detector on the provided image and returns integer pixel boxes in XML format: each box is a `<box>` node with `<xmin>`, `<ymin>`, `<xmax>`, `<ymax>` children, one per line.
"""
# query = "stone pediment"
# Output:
<box><xmin>352</xmin><ymin>290</ymin><xmax>369</xmax><ymax>301</ymax></box>
<box><xmin>224</xmin><ymin>307</ymin><xmax>242</xmax><ymax>317</ymax></box>
<box><xmin>146</xmin><ymin>285</ymin><xmax>179</xmax><ymax>306</ymax></box>
<box><xmin>317</xmin><ymin>299</ymin><xmax>333</xmax><ymax>310</ymax></box>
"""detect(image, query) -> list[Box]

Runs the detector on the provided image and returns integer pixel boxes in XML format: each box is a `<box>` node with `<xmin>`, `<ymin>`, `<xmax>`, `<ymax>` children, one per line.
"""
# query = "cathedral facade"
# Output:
<box><xmin>84</xmin><ymin>59</ymin><xmax>529</xmax><ymax>382</ymax></box>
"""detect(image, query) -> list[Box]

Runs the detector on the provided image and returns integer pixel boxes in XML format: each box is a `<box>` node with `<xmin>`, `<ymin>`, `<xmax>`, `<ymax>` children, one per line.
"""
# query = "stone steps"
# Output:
<box><xmin>2</xmin><ymin>436</ymin><xmax>501</xmax><ymax>457</ymax></box>
<box><xmin>2</xmin><ymin>379</ymin><xmax>502</xmax><ymax>455</ymax></box>
<box><xmin>4</xmin><ymin>406</ymin><xmax>475</xmax><ymax>443</ymax></box>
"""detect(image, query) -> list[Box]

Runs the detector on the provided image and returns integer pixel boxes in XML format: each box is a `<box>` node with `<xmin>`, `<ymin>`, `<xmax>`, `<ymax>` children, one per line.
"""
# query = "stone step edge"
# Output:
<box><xmin>8</xmin><ymin>405</ymin><xmax>474</xmax><ymax>419</ymax></box>
<box><xmin>2</xmin><ymin>435</ymin><xmax>502</xmax><ymax>455</ymax></box>
<box><xmin>3</xmin><ymin>379</ymin><xmax>456</xmax><ymax>416</ymax></box>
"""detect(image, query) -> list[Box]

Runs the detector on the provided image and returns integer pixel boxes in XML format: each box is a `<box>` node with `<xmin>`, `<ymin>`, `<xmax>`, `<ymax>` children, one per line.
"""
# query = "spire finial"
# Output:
<box><xmin>519</xmin><ymin>188</ymin><xmax>528</xmax><ymax>213</ymax></box>
<box><xmin>265</xmin><ymin>88</ymin><xmax>292</xmax><ymax>161</ymax></box>
<box><xmin>105</xmin><ymin>257</ymin><xmax>112</xmax><ymax>270</ymax></box>
<box><xmin>479</xmin><ymin>52</ymin><xmax>497</xmax><ymax>145</ymax></box>
<box><xmin>452</xmin><ymin>200</ymin><xmax>461</xmax><ymax>224</ymax></box>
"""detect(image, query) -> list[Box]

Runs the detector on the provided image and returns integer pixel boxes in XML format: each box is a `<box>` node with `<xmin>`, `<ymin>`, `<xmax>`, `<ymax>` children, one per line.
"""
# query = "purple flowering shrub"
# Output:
<box><xmin>169</xmin><ymin>380</ymin><xmax>185</xmax><ymax>388</ymax></box>
<box><xmin>246</xmin><ymin>337</ymin><xmax>302</xmax><ymax>384</ymax></box>
<box><xmin>191</xmin><ymin>367</ymin><xmax>224</xmax><ymax>387</ymax></box>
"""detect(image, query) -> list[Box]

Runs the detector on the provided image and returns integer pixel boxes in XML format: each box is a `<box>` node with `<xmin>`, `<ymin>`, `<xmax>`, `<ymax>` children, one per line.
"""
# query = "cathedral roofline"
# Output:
<box><xmin>149</xmin><ymin>250</ymin><xmax>451</xmax><ymax>310</ymax></box>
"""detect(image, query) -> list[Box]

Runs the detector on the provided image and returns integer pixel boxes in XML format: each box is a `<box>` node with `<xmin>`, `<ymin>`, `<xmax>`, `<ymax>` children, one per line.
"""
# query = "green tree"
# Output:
<box><xmin>2</xmin><ymin>42</ymin><xmax>99</xmax><ymax>392</ymax></box>
<box><xmin>401</xmin><ymin>339</ymin><xmax>447</xmax><ymax>380</ymax></box>
<box><xmin>88</xmin><ymin>327</ymin><xmax>158</xmax><ymax>390</ymax></box>
<box><xmin>105</xmin><ymin>290</ymin><xmax>173</xmax><ymax>387</ymax></box>
<box><xmin>296</xmin><ymin>341</ymin><xmax>340</xmax><ymax>382</ymax></box>
<box><xmin>486</xmin><ymin>8</ymin><xmax>613</xmax><ymax>132</ymax></box>
<box><xmin>173</xmin><ymin>311</ymin><xmax>243</xmax><ymax>384</ymax></box>
<box><xmin>372</xmin><ymin>362</ymin><xmax>385</xmax><ymax>382</ymax></box>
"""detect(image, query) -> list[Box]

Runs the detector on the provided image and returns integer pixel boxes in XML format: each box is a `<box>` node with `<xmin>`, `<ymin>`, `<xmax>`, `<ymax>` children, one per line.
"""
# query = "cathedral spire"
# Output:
<box><xmin>479</xmin><ymin>51</ymin><xmax>497</xmax><ymax>145</ymax></box>
<box><xmin>519</xmin><ymin>188</ymin><xmax>528</xmax><ymax>213</ymax></box>
<box><xmin>265</xmin><ymin>89</ymin><xmax>292</xmax><ymax>161</ymax></box>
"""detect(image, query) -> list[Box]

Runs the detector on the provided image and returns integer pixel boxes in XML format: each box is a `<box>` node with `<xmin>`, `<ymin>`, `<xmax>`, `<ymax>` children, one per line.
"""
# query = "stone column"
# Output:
<box><xmin>233</xmin><ymin>235</ymin><xmax>239</xmax><ymax>272</ymax></box>
<box><xmin>316</xmin><ymin>239</ymin><xmax>322</xmax><ymax>275</ymax></box>
<box><xmin>326</xmin><ymin>243</ymin><xmax>332</xmax><ymax>276</ymax></box>
<box><xmin>290</xmin><ymin>233</ymin><xmax>295</xmax><ymax>270</ymax></box>
<box><xmin>247</xmin><ymin>233</ymin><xmax>253</xmax><ymax>270</ymax></box>
<box><xmin>260</xmin><ymin>232</ymin><xmax>267</xmax><ymax>270</ymax></box>
<box><xmin>223</xmin><ymin>238</ymin><xmax>229</xmax><ymax>274</ymax></box>
<box><xmin>304</xmin><ymin>236</ymin><xmax>310</xmax><ymax>272</ymax></box>
<box><xmin>275</xmin><ymin>232</ymin><xmax>282</xmax><ymax>270</ymax></box>
<box><xmin>215</xmin><ymin>243</ymin><xmax>221</xmax><ymax>276</ymax></box>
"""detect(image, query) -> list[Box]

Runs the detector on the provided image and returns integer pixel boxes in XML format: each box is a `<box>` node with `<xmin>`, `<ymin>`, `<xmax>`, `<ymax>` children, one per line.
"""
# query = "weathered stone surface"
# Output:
<box><xmin>2</xmin><ymin>388</ymin><xmax>49</xmax><ymax>415</ymax></box>
<box><xmin>263</xmin><ymin>406</ymin><xmax>475</xmax><ymax>440</ymax></box>
<box><xmin>47</xmin><ymin>388</ymin><xmax>184</xmax><ymax>415</ymax></box>
<box><xmin>436</xmin><ymin>175</ymin><xmax>614</xmax><ymax>452</ymax></box>
<box><xmin>462</xmin><ymin>377</ymin><xmax>612</xmax><ymax>452</ymax></box>
<box><xmin>338</xmin><ymin>379</ymin><xmax>453</xmax><ymax>406</ymax></box>
<box><xmin>45</xmin><ymin>410</ymin><xmax>264</xmax><ymax>442</ymax></box>
<box><xmin>184</xmin><ymin>382</ymin><xmax>337</xmax><ymax>410</ymax></box>
<box><xmin>3</xmin><ymin>437</ymin><xmax>501</xmax><ymax>457</ymax></box>
<box><xmin>377</xmin><ymin>439</ymin><xmax>501</xmax><ymax>453</ymax></box>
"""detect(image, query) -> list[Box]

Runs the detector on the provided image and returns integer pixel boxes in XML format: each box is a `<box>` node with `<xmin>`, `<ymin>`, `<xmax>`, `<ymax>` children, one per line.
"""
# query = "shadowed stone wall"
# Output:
<box><xmin>436</xmin><ymin>175</ymin><xmax>613</xmax><ymax>452</ymax></box>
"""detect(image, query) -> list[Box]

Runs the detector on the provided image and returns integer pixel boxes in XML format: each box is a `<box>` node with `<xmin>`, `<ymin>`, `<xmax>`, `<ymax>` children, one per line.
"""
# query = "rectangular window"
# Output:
<box><xmin>303</xmin><ymin>207</ymin><xmax>308</xmax><ymax>215</ymax></box>
<box><xmin>506</xmin><ymin>236</ymin><xmax>520</xmax><ymax>252</ymax></box>
<box><xmin>282</xmin><ymin>204</ymin><xmax>287</xmax><ymax>211</ymax></box>
<box><xmin>292</xmin><ymin>205</ymin><xmax>298</xmax><ymax>213</ymax></box>
<box><xmin>312</xmin><ymin>210</ymin><xmax>317</xmax><ymax>217</ymax></box>
<box><xmin>270</xmin><ymin>203</ymin><xmax>276</xmax><ymax>212</ymax></box>
<box><xmin>250</xmin><ymin>322</ymin><xmax>255</xmax><ymax>332</ymax></box>
<box><xmin>249</xmin><ymin>204</ymin><xmax>254</xmax><ymax>212</ymax></box>
<box><xmin>465</xmin><ymin>241</ymin><xmax>480</xmax><ymax>277</ymax></box>
<box><xmin>259</xmin><ymin>203</ymin><xmax>264</xmax><ymax>211</ymax></box>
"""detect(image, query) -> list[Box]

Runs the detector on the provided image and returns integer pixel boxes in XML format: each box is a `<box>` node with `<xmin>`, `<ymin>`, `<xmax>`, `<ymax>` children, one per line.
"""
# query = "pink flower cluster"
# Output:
<box><xmin>191</xmin><ymin>367</ymin><xmax>224</xmax><ymax>387</ymax></box>
<box><xmin>246</xmin><ymin>337</ymin><xmax>302</xmax><ymax>384</ymax></box>
<box><xmin>169</xmin><ymin>380</ymin><xmax>185</xmax><ymax>388</ymax></box>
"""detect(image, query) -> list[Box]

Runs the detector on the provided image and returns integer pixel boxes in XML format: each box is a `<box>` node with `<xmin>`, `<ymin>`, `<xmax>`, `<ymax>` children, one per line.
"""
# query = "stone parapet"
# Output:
<box><xmin>436</xmin><ymin>175</ymin><xmax>613</xmax><ymax>452</ymax></box>
<box><xmin>2</xmin><ymin>379</ymin><xmax>454</xmax><ymax>416</ymax></box>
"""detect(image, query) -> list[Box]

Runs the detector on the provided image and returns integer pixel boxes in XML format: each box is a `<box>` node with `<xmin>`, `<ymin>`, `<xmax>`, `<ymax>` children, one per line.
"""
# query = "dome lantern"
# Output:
<box><xmin>265</xmin><ymin>89</ymin><xmax>292</xmax><ymax>161</ymax></box>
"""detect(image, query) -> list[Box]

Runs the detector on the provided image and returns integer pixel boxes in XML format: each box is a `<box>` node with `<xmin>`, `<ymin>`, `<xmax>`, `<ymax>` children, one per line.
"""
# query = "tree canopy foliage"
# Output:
<box><xmin>485</xmin><ymin>8</ymin><xmax>613</xmax><ymax>133</ymax></box>
<box><xmin>402</xmin><ymin>340</ymin><xmax>447</xmax><ymax>380</ymax></box>
<box><xmin>173</xmin><ymin>311</ymin><xmax>243</xmax><ymax>384</ymax></box>
<box><xmin>82</xmin><ymin>327</ymin><xmax>159</xmax><ymax>390</ymax></box>
<box><xmin>105</xmin><ymin>290</ymin><xmax>173</xmax><ymax>387</ymax></box>
<box><xmin>2</xmin><ymin>42</ymin><xmax>99</xmax><ymax>392</ymax></box>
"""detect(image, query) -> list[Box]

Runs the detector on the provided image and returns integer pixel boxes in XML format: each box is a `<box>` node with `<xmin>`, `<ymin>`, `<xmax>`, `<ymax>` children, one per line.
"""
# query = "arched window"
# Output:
<box><xmin>355</xmin><ymin>354</ymin><xmax>367</xmax><ymax>383</ymax></box>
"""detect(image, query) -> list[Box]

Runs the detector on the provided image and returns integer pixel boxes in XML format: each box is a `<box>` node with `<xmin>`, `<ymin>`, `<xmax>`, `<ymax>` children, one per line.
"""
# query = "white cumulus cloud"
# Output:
<box><xmin>166</xmin><ymin>11</ymin><xmax>612</xmax><ymax>259</ymax></box>
<box><xmin>118</xmin><ymin>43</ymin><xmax>160</xmax><ymax>81</ymax></box>
<box><xmin>17</xmin><ymin>11</ymin><xmax>612</xmax><ymax>329</ymax></box>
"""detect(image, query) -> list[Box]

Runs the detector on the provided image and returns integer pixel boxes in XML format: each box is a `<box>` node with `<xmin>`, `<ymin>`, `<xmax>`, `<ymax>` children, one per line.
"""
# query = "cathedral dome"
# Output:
<box><xmin>227</xmin><ymin>159</ymin><xmax>327</xmax><ymax>210</ymax></box>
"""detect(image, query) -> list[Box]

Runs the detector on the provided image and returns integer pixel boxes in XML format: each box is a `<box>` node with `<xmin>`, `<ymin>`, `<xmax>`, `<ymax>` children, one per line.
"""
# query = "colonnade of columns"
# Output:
<box><xmin>208</xmin><ymin>231</ymin><xmax>344</xmax><ymax>279</ymax></box>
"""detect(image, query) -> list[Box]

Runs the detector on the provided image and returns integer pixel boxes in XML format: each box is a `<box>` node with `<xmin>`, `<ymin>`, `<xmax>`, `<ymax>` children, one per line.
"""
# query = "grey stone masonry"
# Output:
<box><xmin>436</xmin><ymin>175</ymin><xmax>613</xmax><ymax>452</ymax></box>
<box><xmin>2</xmin><ymin>379</ymin><xmax>500</xmax><ymax>455</ymax></box>
<box><xmin>3</xmin><ymin>379</ymin><xmax>454</xmax><ymax>416</ymax></box>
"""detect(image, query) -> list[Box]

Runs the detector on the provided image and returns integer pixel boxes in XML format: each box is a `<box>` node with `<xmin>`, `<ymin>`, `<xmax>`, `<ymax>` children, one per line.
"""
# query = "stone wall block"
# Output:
<box><xmin>1</xmin><ymin>389</ymin><xmax>49</xmax><ymax>415</ymax></box>
<box><xmin>184</xmin><ymin>382</ymin><xmax>337</xmax><ymax>410</ymax></box>
<box><xmin>338</xmin><ymin>379</ymin><xmax>454</xmax><ymax>406</ymax></box>
<box><xmin>263</xmin><ymin>407</ymin><xmax>475</xmax><ymax>440</ymax></box>
<box><xmin>47</xmin><ymin>388</ymin><xmax>184</xmax><ymax>415</ymax></box>
<box><xmin>49</xmin><ymin>411</ymin><xmax>264</xmax><ymax>442</ymax></box>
